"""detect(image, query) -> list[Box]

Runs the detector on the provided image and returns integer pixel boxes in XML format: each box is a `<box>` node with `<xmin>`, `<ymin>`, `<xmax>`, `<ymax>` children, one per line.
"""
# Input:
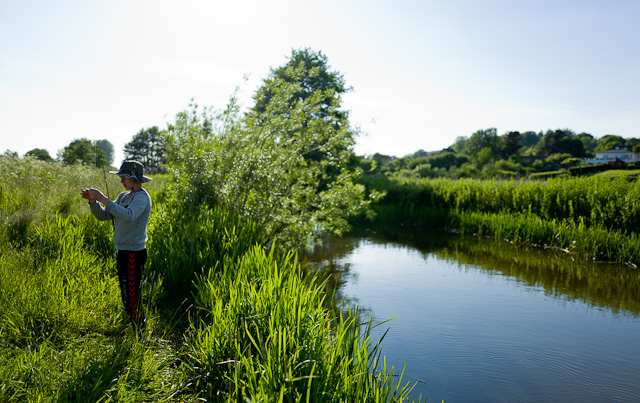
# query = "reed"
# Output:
<box><xmin>147</xmin><ymin>202</ymin><xmax>264</xmax><ymax>305</ymax></box>
<box><xmin>358</xmin><ymin>174</ymin><xmax>640</xmax><ymax>265</ymax></box>
<box><xmin>185</xmin><ymin>244</ymin><xmax>418</xmax><ymax>401</ymax></box>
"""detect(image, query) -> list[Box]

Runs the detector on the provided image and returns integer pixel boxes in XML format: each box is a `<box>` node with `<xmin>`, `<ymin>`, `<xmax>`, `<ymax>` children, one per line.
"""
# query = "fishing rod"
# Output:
<box><xmin>102</xmin><ymin>159</ymin><xmax>115</xmax><ymax>228</ymax></box>
<box><xmin>96</xmin><ymin>144</ymin><xmax>115</xmax><ymax>228</ymax></box>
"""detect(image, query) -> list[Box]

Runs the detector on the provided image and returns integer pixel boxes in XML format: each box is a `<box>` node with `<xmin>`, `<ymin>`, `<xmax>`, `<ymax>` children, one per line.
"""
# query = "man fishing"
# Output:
<box><xmin>81</xmin><ymin>160</ymin><xmax>152</xmax><ymax>333</ymax></box>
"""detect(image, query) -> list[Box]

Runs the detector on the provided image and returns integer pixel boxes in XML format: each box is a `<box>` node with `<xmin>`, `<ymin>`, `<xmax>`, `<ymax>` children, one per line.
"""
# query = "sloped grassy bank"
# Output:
<box><xmin>0</xmin><ymin>157</ymin><xmax>420</xmax><ymax>402</ymax></box>
<box><xmin>358</xmin><ymin>174</ymin><xmax>640</xmax><ymax>266</ymax></box>
<box><xmin>151</xmin><ymin>201</ymin><xmax>420</xmax><ymax>401</ymax></box>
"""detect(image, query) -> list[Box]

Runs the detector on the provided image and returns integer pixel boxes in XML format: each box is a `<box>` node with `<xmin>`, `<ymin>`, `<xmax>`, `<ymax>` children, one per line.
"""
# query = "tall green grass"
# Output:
<box><xmin>358</xmin><ymin>174</ymin><xmax>640</xmax><ymax>265</ymax></box>
<box><xmin>185</xmin><ymin>245</ymin><xmax>418</xmax><ymax>401</ymax></box>
<box><xmin>148</xmin><ymin>203</ymin><xmax>263</xmax><ymax>304</ymax></box>
<box><xmin>1</xmin><ymin>156</ymin><xmax>422</xmax><ymax>401</ymax></box>
<box><xmin>0</xmin><ymin>158</ymin><xmax>192</xmax><ymax>401</ymax></box>
<box><xmin>0</xmin><ymin>212</ymin><xmax>189</xmax><ymax>401</ymax></box>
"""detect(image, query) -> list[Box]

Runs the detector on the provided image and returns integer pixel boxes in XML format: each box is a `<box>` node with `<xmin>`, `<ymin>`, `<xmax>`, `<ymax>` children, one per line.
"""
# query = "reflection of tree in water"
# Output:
<box><xmin>301</xmin><ymin>234</ymin><xmax>373</xmax><ymax>321</ymax></box>
<box><xmin>305</xmin><ymin>224</ymin><xmax>640</xmax><ymax>317</ymax></box>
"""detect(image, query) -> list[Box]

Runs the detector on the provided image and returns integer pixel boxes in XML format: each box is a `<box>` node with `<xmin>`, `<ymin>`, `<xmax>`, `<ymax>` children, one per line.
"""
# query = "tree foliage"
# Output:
<box><xmin>577</xmin><ymin>132</ymin><xmax>597</xmax><ymax>155</ymax></box>
<box><xmin>124</xmin><ymin>127</ymin><xmax>166</xmax><ymax>173</ymax></box>
<box><xmin>595</xmin><ymin>134</ymin><xmax>626</xmax><ymax>152</ymax></box>
<box><xmin>252</xmin><ymin>48</ymin><xmax>349</xmax><ymax>120</ymax></box>
<box><xmin>94</xmin><ymin>139</ymin><xmax>115</xmax><ymax>166</ymax></box>
<box><xmin>60</xmin><ymin>138</ymin><xmax>107</xmax><ymax>167</ymax></box>
<box><xmin>521</xmin><ymin>131</ymin><xmax>542</xmax><ymax>148</ymax></box>
<box><xmin>538</xmin><ymin>129</ymin><xmax>585</xmax><ymax>157</ymax></box>
<box><xmin>451</xmin><ymin>136</ymin><xmax>468</xmax><ymax>154</ymax></box>
<box><xmin>501</xmin><ymin>131</ymin><xmax>522</xmax><ymax>159</ymax></box>
<box><xmin>407</xmin><ymin>153</ymin><xmax>468</xmax><ymax>171</ymax></box>
<box><xmin>2</xmin><ymin>150</ymin><xmax>18</xmax><ymax>158</ymax></box>
<box><xmin>164</xmin><ymin>49</ymin><xmax>377</xmax><ymax>249</ymax></box>
<box><xmin>466</xmin><ymin>128</ymin><xmax>500</xmax><ymax>159</ymax></box>
<box><xmin>370</xmin><ymin>126</ymin><xmax>640</xmax><ymax>180</ymax></box>
<box><xmin>25</xmin><ymin>148</ymin><xmax>54</xmax><ymax>162</ymax></box>
<box><xmin>248</xmin><ymin>48</ymin><xmax>358</xmax><ymax>177</ymax></box>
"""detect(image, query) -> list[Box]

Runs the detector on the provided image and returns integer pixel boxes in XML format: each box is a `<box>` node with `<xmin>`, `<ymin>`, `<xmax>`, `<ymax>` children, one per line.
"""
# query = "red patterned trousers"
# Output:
<box><xmin>116</xmin><ymin>249</ymin><xmax>147</xmax><ymax>327</ymax></box>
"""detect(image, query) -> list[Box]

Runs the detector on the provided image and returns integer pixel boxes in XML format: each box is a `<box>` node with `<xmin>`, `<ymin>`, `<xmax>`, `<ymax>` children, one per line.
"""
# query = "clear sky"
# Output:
<box><xmin>2</xmin><ymin>0</ymin><xmax>638</xmax><ymax>165</ymax></box>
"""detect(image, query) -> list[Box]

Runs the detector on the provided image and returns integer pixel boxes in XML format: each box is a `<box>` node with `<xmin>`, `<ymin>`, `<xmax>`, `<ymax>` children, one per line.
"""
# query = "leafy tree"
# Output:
<box><xmin>576</xmin><ymin>132</ymin><xmax>597</xmax><ymax>155</ymax></box>
<box><xmin>372</xmin><ymin>153</ymin><xmax>395</xmax><ymax>169</ymax></box>
<box><xmin>595</xmin><ymin>134</ymin><xmax>625</xmax><ymax>151</ymax></box>
<box><xmin>25</xmin><ymin>148</ymin><xmax>53</xmax><ymax>162</ymax></box>
<box><xmin>60</xmin><ymin>138</ymin><xmax>106</xmax><ymax>166</ymax></box>
<box><xmin>410</xmin><ymin>149</ymin><xmax>429</xmax><ymax>158</ymax></box>
<box><xmin>545</xmin><ymin>153</ymin><xmax>573</xmax><ymax>165</ymax></box>
<box><xmin>359</xmin><ymin>153</ymin><xmax>395</xmax><ymax>173</ymax></box>
<box><xmin>457</xmin><ymin>162</ymin><xmax>479</xmax><ymax>178</ymax></box>
<box><xmin>501</xmin><ymin>131</ymin><xmax>522</xmax><ymax>159</ymax></box>
<box><xmin>413</xmin><ymin>163</ymin><xmax>433</xmax><ymax>178</ymax></box>
<box><xmin>248</xmin><ymin>48</ymin><xmax>357</xmax><ymax>178</ymax></box>
<box><xmin>560</xmin><ymin>157</ymin><xmax>583</xmax><ymax>167</ymax></box>
<box><xmin>124</xmin><ymin>127</ymin><xmax>166</xmax><ymax>173</ymax></box>
<box><xmin>407</xmin><ymin>157</ymin><xmax>430</xmax><ymax>170</ymax></box>
<box><xmin>451</xmin><ymin>136</ymin><xmax>469</xmax><ymax>154</ymax></box>
<box><xmin>94</xmin><ymin>139</ymin><xmax>115</xmax><ymax>166</ymax></box>
<box><xmin>408</xmin><ymin>152</ymin><xmax>468</xmax><ymax>171</ymax></box>
<box><xmin>624</xmin><ymin>137</ymin><xmax>640</xmax><ymax>151</ymax></box>
<box><xmin>387</xmin><ymin>157</ymin><xmax>409</xmax><ymax>173</ymax></box>
<box><xmin>474</xmin><ymin>147</ymin><xmax>496</xmax><ymax>166</ymax></box>
<box><xmin>433</xmin><ymin>153</ymin><xmax>468</xmax><ymax>170</ymax></box>
<box><xmin>466</xmin><ymin>128</ymin><xmax>500</xmax><ymax>159</ymax></box>
<box><xmin>252</xmin><ymin>48</ymin><xmax>349</xmax><ymax>120</ymax></box>
<box><xmin>494</xmin><ymin>159</ymin><xmax>526</xmax><ymax>176</ymax></box>
<box><xmin>539</xmin><ymin>129</ymin><xmax>585</xmax><ymax>157</ymax></box>
<box><xmin>164</xmin><ymin>49</ymin><xmax>378</xmax><ymax>249</ymax></box>
<box><xmin>520</xmin><ymin>131</ymin><xmax>543</xmax><ymax>156</ymax></box>
<box><xmin>358</xmin><ymin>157</ymin><xmax>376</xmax><ymax>173</ymax></box>
<box><xmin>521</xmin><ymin>131</ymin><xmax>542</xmax><ymax>148</ymax></box>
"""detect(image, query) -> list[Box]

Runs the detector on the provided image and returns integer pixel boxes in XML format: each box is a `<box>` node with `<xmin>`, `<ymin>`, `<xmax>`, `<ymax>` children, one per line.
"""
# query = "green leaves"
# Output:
<box><xmin>60</xmin><ymin>138</ymin><xmax>108</xmax><ymax>167</ymax></box>
<box><xmin>185</xmin><ymin>244</ymin><xmax>417</xmax><ymax>402</ymax></box>
<box><xmin>164</xmin><ymin>49</ymin><xmax>372</xmax><ymax>250</ymax></box>
<box><xmin>123</xmin><ymin>127</ymin><xmax>166</xmax><ymax>173</ymax></box>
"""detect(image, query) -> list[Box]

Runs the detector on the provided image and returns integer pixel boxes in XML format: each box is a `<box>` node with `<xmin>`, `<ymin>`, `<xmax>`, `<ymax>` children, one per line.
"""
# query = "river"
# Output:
<box><xmin>303</xmin><ymin>226</ymin><xmax>640</xmax><ymax>403</ymax></box>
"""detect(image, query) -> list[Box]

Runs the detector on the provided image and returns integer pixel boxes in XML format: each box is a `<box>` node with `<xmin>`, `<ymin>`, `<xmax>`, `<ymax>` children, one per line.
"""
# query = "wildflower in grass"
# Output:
<box><xmin>81</xmin><ymin>160</ymin><xmax>152</xmax><ymax>332</ymax></box>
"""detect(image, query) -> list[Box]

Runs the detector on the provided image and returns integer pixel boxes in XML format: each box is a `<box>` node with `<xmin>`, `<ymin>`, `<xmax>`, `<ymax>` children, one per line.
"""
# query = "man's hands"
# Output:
<box><xmin>81</xmin><ymin>188</ymin><xmax>109</xmax><ymax>205</ymax></box>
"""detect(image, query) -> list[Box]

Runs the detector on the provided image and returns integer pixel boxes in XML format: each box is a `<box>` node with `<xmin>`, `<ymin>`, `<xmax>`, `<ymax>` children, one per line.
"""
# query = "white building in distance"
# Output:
<box><xmin>583</xmin><ymin>149</ymin><xmax>640</xmax><ymax>165</ymax></box>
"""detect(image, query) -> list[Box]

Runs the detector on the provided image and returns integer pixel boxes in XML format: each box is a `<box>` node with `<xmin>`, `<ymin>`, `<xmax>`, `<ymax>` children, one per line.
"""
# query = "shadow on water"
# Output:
<box><xmin>304</xmin><ymin>224</ymin><xmax>640</xmax><ymax>318</ymax></box>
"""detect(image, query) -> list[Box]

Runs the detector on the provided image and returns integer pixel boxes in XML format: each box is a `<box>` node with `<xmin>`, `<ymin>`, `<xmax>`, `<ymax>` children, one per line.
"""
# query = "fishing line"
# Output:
<box><xmin>96</xmin><ymin>143</ymin><xmax>114</xmax><ymax>228</ymax></box>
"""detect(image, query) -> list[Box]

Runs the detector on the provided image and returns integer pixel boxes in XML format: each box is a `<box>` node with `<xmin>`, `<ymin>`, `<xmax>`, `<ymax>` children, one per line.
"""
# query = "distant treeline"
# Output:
<box><xmin>359</xmin><ymin>129</ymin><xmax>640</xmax><ymax>179</ymax></box>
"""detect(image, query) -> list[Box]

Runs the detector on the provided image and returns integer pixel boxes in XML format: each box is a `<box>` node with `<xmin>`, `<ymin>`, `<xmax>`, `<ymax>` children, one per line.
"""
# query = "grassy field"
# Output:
<box><xmin>0</xmin><ymin>157</ymin><xmax>421</xmax><ymax>402</ymax></box>
<box><xmin>593</xmin><ymin>169</ymin><xmax>640</xmax><ymax>179</ymax></box>
<box><xmin>357</xmin><ymin>174</ymin><xmax>640</xmax><ymax>266</ymax></box>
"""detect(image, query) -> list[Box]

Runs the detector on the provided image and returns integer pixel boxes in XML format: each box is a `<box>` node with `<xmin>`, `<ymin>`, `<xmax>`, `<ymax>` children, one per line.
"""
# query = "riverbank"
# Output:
<box><xmin>357</xmin><ymin>174</ymin><xmax>640</xmax><ymax>266</ymax></box>
<box><xmin>0</xmin><ymin>157</ymin><xmax>420</xmax><ymax>401</ymax></box>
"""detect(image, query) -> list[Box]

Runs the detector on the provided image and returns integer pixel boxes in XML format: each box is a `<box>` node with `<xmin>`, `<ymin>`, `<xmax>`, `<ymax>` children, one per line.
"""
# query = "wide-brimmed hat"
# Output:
<box><xmin>109</xmin><ymin>160</ymin><xmax>153</xmax><ymax>183</ymax></box>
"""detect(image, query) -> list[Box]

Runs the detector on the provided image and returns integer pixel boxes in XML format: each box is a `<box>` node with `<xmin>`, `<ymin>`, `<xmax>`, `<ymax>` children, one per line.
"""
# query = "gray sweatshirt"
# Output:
<box><xmin>89</xmin><ymin>188</ymin><xmax>152</xmax><ymax>251</ymax></box>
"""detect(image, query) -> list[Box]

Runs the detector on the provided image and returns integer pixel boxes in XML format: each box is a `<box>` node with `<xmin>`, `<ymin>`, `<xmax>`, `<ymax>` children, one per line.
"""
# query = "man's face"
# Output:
<box><xmin>120</xmin><ymin>176</ymin><xmax>137</xmax><ymax>190</ymax></box>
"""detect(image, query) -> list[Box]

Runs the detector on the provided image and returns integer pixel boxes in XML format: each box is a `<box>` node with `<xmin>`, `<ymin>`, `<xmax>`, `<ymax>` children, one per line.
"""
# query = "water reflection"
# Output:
<box><xmin>304</xmin><ymin>226</ymin><xmax>640</xmax><ymax>317</ymax></box>
<box><xmin>302</xmin><ymin>226</ymin><xmax>640</xmax><ymax>402</ymax></box>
